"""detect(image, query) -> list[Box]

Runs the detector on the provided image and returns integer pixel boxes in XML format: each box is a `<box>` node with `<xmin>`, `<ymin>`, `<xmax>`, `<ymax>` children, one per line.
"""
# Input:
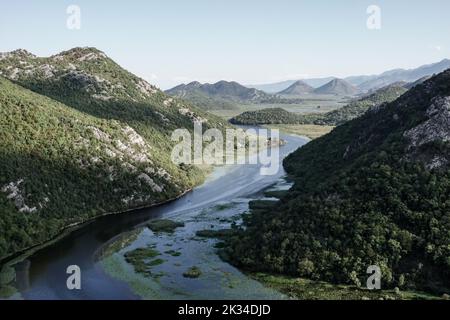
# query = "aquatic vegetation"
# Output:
<box><xmin>147</xmin><ymin>219</ymin><xmax>185</xmax><ymax>233</ymax></box>
<box><xmin>148</xmin><ymin>258</ymin><xmax>165</xmax><ymax>266</ymax></box>
<box><xmin>164</xmin><ymin>250</ymin><xmax>182</xmax><ymax>257</ymax></box>
<box><xmin>183</xmin><ymin>266</ymin><xmax>202</xmax><ymax>278</ymax></box>
<box><xmin>196</xmin><ymin>229</ymin><xmax>234</xmax><ymax>240</ymax></box>
<box><xmin>263</xmin><ymin>190</ymin><xmax>288</xmax><ymax>199</ymax></box>
<box><xmin>213</xmin><ymin>203</ymin><xmax>235</xmax><ymax>211</ymax></box>
<box><xmin>248</xmin><ymin>200</ymin><xmax>277</xmax><ymax>210</ymax></box>
<box><xmin>124</xmin><ymin>247</ymin><xmax>162</xmax><ymax>276</ymax></box>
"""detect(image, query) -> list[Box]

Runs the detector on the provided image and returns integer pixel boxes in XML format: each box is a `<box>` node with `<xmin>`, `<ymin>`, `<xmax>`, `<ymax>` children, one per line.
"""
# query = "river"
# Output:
<box><xmin>9</xmin><ymin>131</ymin><xmax>308</xmax><ymax>300</ymax></box>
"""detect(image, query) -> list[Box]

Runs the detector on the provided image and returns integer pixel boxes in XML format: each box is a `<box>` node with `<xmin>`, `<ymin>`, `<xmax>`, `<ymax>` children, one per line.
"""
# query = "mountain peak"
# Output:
<box><xmin>278</xmin><ymin>80</ymin><xmax>314</xmax><ymax>95</ymax></box>
<box><xmin>0</xmin><ymin>49</ymin><xmax>36</xmax><ymax>60</ymax></box>
<box><xmin>314</xmin><ymin>78</ymin><xmax>358</xmax><ymax>95</ymax></box>
<box><xmin>51</xmin><ymin>47</ymin><xmax>108</xmax><ymax>62</ymax></box>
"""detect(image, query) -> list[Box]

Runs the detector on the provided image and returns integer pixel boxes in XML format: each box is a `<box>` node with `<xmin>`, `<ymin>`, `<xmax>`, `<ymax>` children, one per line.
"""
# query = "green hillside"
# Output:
<box><xmin>223</xmin><ymin>70</ymin><xmax>450</xmax><ymax>294</ymax></box>
<box><xmin>0</xmin><ymin>48</ymin><xmax>228</xmax><ymax>260</ymax></box>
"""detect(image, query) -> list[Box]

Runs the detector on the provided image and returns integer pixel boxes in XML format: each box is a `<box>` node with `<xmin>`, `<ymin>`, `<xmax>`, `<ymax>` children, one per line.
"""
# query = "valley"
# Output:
<box><xmin>1</xmin><ymin>47</ymin><xmax>449</xmax><ymax>301</ymax></box>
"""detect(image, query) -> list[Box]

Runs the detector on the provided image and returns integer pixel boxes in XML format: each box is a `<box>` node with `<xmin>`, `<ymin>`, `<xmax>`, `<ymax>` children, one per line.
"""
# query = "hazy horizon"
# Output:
<box><xmin>1</xmin><ymin>0</ymin><xmax>450</xmax><ymax>89</ymax></box>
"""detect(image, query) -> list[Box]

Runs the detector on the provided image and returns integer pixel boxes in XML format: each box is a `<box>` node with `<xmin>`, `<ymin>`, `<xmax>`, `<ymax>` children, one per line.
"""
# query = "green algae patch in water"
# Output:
<box><xmin>147</xmin><ymin>219</ymin><xmax>185</xmax><ymax>234</ymax></box>
<box><xmin>124</xmin><ymin>247</ymin><xmax>162</xmax><ymax>276</ymax></box>
<box><xmin>148</xmin><ymin>258</ymin><xmax>166</xmax><ymax>266</ymax></box>
<box><xmin>263</xmin><ymin>190</ymin><xmax>288</xmax><ymax>199</ymax></box>
<box><xmin>165</xmin><ymin>250</ymin><xmax>182</xmax><ymax>257</ymax></box>
<box><xmin>183</xmin><ymin>266</ymin><xmax>202</xmax><ymax>279</ymax></box>
<box><xmin>195</xmin><ymin>229</ymin><xmax>234</xmax><ymax>240</ymax></box>
<box><xmin>213</xmin><ymin>203</ymin><xmax>236</xmax><ymax>211</ymax></box>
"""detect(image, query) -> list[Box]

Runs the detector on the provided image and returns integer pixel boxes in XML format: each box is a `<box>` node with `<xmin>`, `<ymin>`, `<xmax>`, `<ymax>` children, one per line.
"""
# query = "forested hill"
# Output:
<box><xmin>224</xmin><ymin>69</ymin><xmax>450</xmax><ymax>294</ymax></box>
<box><xmin>229</xmin><ymin>108</ymin><xmax>303</xmax><ymax>125</ymax></box>
<box><xmin>0</xmin><ymin>48</ymin><xmax>227</xmax><ymax>260</ymax></box>
<box><xmin>313</xmin><ymin>83</ymin><xmax>408</xmax><ymax>126</ymax></box>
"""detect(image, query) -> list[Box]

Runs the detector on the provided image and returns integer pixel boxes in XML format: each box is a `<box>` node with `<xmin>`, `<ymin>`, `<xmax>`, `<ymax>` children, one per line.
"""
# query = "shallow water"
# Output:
<box><xmin>99</xmin><ymin>180</ymin><xmax>290</xmax><ymax>300</ymax></box>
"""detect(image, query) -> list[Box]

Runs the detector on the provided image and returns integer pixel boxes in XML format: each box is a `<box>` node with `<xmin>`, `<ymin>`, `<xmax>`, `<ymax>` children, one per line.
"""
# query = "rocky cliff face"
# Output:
<box><xmin>403</xmin><ymin>96</ymin><xmax>450</xmax><ymax>169</ymax></box>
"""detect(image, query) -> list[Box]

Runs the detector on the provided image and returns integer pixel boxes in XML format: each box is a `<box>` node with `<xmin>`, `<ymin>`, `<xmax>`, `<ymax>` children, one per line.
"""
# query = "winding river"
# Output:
<box><xmin>9</xmin><ymin>131</ymin><xmax>308</xmax><ymax>300</ymax></box>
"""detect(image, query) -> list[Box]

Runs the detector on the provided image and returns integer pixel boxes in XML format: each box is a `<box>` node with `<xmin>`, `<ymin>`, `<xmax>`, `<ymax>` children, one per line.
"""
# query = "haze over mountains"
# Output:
<box><xmin>164</xmin><ymin>59</ymin><xmax>450</xmax><ymax>111</ymax></box>
<box><xmin>248</xmin><ymin>59</ymin><xmax>450</xmax><ymax>94</ymax></box>
<box><xmin>249</xmin><ymin>77</ymin><xmax>336</xmax><ymax>93</ymax></box>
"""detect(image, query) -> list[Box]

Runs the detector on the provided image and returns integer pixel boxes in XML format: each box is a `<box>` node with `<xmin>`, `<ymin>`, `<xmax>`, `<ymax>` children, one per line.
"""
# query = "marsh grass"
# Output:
<box><xmin>124</xmin><ymin>247</ymin><xmax>162</xmax><ymax>276</ymax></box>
<box><xmin>196</xmin><ymin>229</ymin><xmax>235</xmax><ymax>240</ymax></box>
<box><xmin>147</xmin><ymin>219</ymin><xmax>185</xmax><ymax>233</ymax></box>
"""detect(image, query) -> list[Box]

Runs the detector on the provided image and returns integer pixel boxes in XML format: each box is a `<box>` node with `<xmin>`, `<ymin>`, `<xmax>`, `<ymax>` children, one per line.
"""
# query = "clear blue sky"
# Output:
<box><xmin>1</xmin><ymin>0</ymin><xmax>449</xmax><ymax>89</ymax></box>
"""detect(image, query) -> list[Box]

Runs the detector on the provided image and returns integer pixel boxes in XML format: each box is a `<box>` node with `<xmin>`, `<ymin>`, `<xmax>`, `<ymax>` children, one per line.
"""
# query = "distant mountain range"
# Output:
<box><xmin>166</xmin><ymin>77</ymin><xmax>361</xmax><ymax>110</ymax></box>
<box><xmin>249</xmin><ymin>77</ymin><xmax>335</xmax><ymax>93</ymax></box>
<box><xmin>165</xmin><ymin>80</ymin><xmax>272</xmax><ymax>110</ymax></box>
<box><xmin>248</xmin><ymin>59</ymin><xmax>450</xmax><ymax>94</ymax></box>
<box><xmin>164</xmin><ymin>59</ymin><xmax>450</xmax><ymax>111</ymax></box>
<box><xmin>357</xmin><ymin>59</ymin><xmax>450</xmax><ymax>92</ymax></box>
<box><xmin>230</xmin><ymin>82</ymin><xmax>409</xmax><ymax>126</ymax></box>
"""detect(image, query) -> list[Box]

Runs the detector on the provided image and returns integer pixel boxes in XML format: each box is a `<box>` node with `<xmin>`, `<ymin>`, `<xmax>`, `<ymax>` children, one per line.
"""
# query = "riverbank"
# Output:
<box><xmin>0</xmin><ymin>187</ymin><xmax>194</xmax><ymax>268</ymax></box>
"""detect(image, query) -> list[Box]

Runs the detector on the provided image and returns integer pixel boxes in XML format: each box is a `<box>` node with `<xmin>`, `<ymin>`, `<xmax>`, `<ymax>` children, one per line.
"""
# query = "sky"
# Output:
<box><xmin>0</xmin><ymin>0</ymin><xmax>449</xmax><ymax>89</ymax></box>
